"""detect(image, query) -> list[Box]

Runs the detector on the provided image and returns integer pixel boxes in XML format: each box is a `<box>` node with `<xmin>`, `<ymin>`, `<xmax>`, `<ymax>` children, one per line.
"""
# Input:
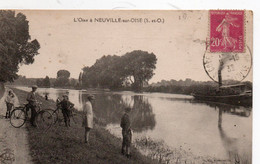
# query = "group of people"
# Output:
<box><xmin>4</xmin><ymin>85</ymin><xmax>133</xmax><ymax>158</ymax></box>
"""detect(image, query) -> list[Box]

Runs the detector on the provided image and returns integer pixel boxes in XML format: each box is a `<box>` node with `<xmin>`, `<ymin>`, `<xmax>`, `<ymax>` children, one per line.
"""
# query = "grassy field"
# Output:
<box><xmin>12</xmin><ymin>88</ymin><xmax>158</xmax><ymax>164</ymax></box>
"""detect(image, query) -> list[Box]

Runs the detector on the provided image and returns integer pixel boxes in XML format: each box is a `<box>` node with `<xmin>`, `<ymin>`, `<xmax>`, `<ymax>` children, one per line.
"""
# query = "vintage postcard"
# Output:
<box><xmin>0</xmin><ymin>10</ymin><xmax>253</xmax><ymax>164</ymax></box>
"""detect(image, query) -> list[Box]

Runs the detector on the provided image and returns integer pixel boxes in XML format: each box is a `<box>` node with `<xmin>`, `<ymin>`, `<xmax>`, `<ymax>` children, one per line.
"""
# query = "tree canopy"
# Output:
<box><xmin>121</xmin><ymin>50</ymin><xmax>157</xmax><ymax>91</ymax></box>
<box><xmin>0</xmin><ymin>10</ymin><xmax>40</xmax><ymax>82</ymax></box>
<box><xmin>57</xmin><ymin>70</ymin><xmax>70</xmax><ymax>79</ymax></box>
<box><xmin>54</xmin><ymin>69</ymin><xmax>71</xmax><ymax>87</ymax></box>
<box><xmin>82</xmin><ymin>50</ymin><xmax>157</xmax><ymax>91</ymax></box>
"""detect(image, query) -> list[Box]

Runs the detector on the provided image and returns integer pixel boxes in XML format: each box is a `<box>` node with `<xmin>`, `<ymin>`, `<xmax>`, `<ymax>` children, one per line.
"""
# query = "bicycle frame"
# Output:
<box><xmin>14</xmin><ymin>103</ymin><xmax>42</xmax><ymax>121</ymax></box>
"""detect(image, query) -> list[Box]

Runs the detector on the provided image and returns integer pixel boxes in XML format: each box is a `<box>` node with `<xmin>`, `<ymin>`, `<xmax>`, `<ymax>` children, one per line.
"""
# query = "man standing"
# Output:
<box><xmin>120</xmin><ymin>107</ymin><xmax>132</xmax><ymax>158</ymax></box>
<box><xmin>26</xmin><ymin>85</ymin><xmax>38</xmax><ymax>127</ymax></box>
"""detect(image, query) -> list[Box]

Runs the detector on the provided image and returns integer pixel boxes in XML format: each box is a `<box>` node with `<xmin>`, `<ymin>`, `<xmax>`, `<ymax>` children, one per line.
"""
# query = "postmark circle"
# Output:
<box><xmin>203</xmin><ymin>46</ymin><xmax>252</xmax><ymax>84</ymax></box>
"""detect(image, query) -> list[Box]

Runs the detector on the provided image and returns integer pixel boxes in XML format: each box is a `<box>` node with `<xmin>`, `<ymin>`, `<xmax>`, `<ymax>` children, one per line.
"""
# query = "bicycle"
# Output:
<box><xmin>9</xmin><ymin>102</ymin><xmax>53</xmax><ymax>130</ymax></box>
<box><xmin>45</xmin><ymin>105</ymin><xmax>77</xmax><ymax>127</ymax></box>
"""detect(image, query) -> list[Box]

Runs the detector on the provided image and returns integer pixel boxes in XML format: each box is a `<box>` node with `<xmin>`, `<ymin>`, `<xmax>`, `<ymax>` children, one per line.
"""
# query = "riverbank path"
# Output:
<box><xmin>0</xmin><ymin>87</ymin><xmax>32</xmax><ymax>164</ymax></box>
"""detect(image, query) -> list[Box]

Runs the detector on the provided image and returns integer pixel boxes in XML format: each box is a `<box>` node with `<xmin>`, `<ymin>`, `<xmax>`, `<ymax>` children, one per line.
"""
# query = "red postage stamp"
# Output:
<box><xmin>209</xmin><ymin>10</ymin><xmax>244</xmax><ymax>53</ymax></box>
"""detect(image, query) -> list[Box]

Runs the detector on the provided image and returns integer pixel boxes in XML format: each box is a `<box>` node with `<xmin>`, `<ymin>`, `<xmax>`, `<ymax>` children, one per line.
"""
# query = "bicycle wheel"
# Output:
<box><xmin>10</xmin><ymin>107</ymin><xmax>26</xmax><ymax>128</ymax></box>
<box><xmin>35</xmin><ymin>110</ymin><xmax>53</xmax><ymax>131</ymax></box>
<box><xmin>45</xmin><ymin>108</ymin><xmax>59</xmax><ymax>124</ymax></box>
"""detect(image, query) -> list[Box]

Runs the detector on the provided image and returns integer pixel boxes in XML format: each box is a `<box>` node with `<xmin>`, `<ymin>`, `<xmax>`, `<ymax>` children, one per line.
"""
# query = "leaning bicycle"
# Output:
<box><xmin>44</xmin><ymin>105</ymin><xmax>77</xmax><ymax>127</ymax></box>
<box><xmin>9</xmin><ymin>102</ymin><xmax>53</xmax><ymax>130</ymax></box>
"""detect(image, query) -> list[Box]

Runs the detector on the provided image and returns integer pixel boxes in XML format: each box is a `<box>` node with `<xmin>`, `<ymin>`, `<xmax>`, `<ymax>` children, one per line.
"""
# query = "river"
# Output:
<box><xmin>14</xmin><ymin>86</ymin><xmax>252</xmax><ymax>163</ymax></box>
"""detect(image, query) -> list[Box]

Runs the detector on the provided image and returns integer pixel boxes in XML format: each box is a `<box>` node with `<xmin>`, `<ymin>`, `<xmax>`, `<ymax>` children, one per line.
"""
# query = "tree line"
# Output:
<box><xmin>81</xmin><ymin>50</ymin><xmax>157</xmax><ymax>91</ymax></box>
<box><xmin>10</xmin><ymin>70</ymin><xmax>79</xmax><ymax>88</ymax></box>
<box><xmin>145</xmin><ymin>78</ymin><xmax>252</xmax><ymax>95</ymax></box>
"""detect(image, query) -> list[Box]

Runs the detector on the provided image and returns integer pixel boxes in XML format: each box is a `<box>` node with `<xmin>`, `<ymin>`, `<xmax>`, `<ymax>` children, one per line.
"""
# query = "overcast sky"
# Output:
<box><xmin>17</xmin><ymin>10</ymin><xmax>252</xmax><ymax>83</ymax></box>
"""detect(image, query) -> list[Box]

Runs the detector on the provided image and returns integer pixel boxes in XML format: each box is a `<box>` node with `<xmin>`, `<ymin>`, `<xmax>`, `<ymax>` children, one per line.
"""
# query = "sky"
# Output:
<box><xmin>17</xmin><ymin>10</ymin><xmax>252</xmax><ymax>83</ymax></box>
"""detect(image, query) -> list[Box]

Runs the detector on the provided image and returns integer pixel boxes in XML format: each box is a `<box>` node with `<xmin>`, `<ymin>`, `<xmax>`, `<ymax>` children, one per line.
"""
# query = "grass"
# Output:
<box><xmin>11</xmin><ymin>88</ymin><xmax>158</xmax><ymax>164</ymax></box>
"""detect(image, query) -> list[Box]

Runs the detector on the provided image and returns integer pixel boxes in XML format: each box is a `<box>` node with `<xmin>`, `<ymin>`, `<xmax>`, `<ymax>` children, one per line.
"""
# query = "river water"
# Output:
<box><xmin>14</xmin><ymin>86</ymin><xmax>252</xmax><ymax>162</ymax></box>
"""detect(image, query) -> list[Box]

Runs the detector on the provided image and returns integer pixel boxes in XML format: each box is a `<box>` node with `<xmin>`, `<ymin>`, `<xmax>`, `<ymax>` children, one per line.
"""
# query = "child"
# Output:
<box><xmin>120</xmin><ymin>107</ymin><xmax>132</xmax><ymax>158</ymax></box>
<box><xmin>58</xmin><ymin>95</ymin><xmax>74</xmax><ymax>127</ymax></box>
<box><xmin>82</xmin><ymin>94</ymin><xmax>95</xmax><ymax>144</ymax></box>
<box><xmin>5</xmin><ymin>90</ymin><xmax>15</xmax><ymax>118</ymax></box>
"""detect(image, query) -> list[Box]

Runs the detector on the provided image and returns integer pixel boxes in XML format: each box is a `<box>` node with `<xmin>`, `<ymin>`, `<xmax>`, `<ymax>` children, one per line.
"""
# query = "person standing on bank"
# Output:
<box><xmin>120</xmin><ymin>107</ymin><xmax>132</xmax><ymax>158</ymax></box>
<box><xmin>82</xmin><ymin>94</ymin><xmax>95</xmax><ymax>144</ymax></box>
<box><xmin>26</xmin><ymin>85</ymin><xmax>38</xmax><ymax>127</ymax></box>
<box><xmin>5</xmin><ymin>89</ymin><xmax>15</xmax><ymax>118</ymax></box>
<box><xmin>58</xmin><ymin>95</ymin><xmax>74</xmax><ymax>127</ymax></box>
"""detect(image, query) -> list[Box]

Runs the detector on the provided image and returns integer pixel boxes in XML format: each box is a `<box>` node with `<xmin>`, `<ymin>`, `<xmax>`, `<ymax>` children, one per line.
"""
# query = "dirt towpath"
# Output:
<box><xmin>0</xmin><ymin>87</ymin><xmax>32</xmax><ymax>164</ymax></box>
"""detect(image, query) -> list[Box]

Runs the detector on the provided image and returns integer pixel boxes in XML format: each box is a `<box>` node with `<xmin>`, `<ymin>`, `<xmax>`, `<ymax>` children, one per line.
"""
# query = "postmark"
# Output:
<box><xmin>203</xmin><ymin>46</ymin><xmax>252</xmax><ymax>83</ymax></box>
<box><xmin>209</xmin><ymin>10</ymin><xmax>245</xmax><ymax>53</ymax></box>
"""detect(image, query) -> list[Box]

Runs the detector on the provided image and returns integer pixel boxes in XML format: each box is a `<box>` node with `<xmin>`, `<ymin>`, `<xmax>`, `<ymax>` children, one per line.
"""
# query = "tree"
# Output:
<box><xmin>57</xmin><ymin>70</ymin><xmax>70</xmax><ymax>79</ymax></box>
<box><xmin>0</xmin><ymin>10</ymin><xmax>40</xmax><ymax>82</ymax></box>
<box><xmin>54</xmin><ymin>70</ymin><xmax>70</xmax><ymax>87</ymax></box>
<box><xmin>70</xmin><ymin>78</ymin><xmax>78</xmax><ymax>87</ymax></box>
<box><xmin>78</xmin><ymin>72</ymin><xmax>83</xmax><ymax>87</ymax></box>
<box><xmin>82</xmin><ymin>55</ymin><xmax>124</xmax><ymax>89</ymax></box>
<box><xmin>81</xmin><ymin>50</ymin><xmax>157</xmax><ymax>91</ymax></box>
<box><xmin>36</xmin><ymin>79</ymin><xmax>43</xmax><ymax>87</ymax></box>
<box><xmin>121</xmin><ymin>50</ymin><xmax>157</xmax><ymax>91</ymax></box>
<box><xmin>42</xmin><ymin>76</ymin><xmax>51</xmax><ymax>87</ymax></box>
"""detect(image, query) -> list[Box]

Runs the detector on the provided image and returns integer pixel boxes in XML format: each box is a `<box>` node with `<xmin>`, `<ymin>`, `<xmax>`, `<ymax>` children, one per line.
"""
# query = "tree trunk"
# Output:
<box><xmin>132</xmin><ymin>76</ymin><xmax>143</xmax><ymax>92</ymax></box>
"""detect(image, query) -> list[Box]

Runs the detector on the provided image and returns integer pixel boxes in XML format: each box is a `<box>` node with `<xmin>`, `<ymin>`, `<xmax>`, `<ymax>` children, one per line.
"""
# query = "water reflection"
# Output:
<box><xmin>191</xmin><ymin>100</ymin><xmax>251</xmax><ymax>118</ymax></box>
<box><xmin>14</xmin><ymin>86</ymin><xmax>251</xmax><ymax>162</ymax></box>
<box><xmin>93</xmin><ymin>94</ymin><xmax>156</xmax><ymax>132</ymax></box>
<box><xmin>14</xmin><ymin>87</ymin><xmax>157</xmax><ymax>133</ymax></box>
<box><xmin>217</xmin><ymin>106</ymin><xmax>252</xmax><ymax>164</ymax></box>
<box><xmin>191</xmin><ymin>99</ymin><xmax>252</xmax><ymax>163</ymax></box>
<box><xmin>131</xmin><ymin>96</ymin><xmax>156</xmax><ymax>132</ymax></box>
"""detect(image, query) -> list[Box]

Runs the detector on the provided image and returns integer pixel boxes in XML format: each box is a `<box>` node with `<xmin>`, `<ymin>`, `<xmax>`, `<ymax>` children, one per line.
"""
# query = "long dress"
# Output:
<box><xmin>82</xmin><ymin>101</ymin><xmax>93</xmax><ymax>129</ymax></box>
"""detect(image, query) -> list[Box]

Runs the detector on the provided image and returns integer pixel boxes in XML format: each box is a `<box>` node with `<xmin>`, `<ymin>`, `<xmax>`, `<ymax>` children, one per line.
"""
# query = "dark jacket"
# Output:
<box><xmin>59</xmin><ymin>99</ymin><xmax>74</xmax><ymax>111</ymax></box>
<box><xmin>26</xmin><ymin>91</ymin><xmax>37</xmax><ymax>106</ymax></box>
<box><xmin>120</xmin><ymin>113</ymin><xmax>131</xmax><ymax>131</ymax></box>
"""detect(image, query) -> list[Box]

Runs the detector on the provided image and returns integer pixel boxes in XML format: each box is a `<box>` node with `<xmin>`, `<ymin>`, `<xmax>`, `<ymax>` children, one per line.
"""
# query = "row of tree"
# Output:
<box><xmin>145</xmin><ymin>78</ymin><xmax>252</xmax><ymax>95</ymax></box>
<box><xmin>81</xmin><ymin>50</ymin><xmax>157</xmax><ymax>91</ymax></box>
<box><xmin>11</xmin><ymin>70</ymin><xmax>79</xmax><ymax>88</ymax></box>
<box><xmin>36</xmin><ymin>76</ymin><xmax>51</xmax><ymax>87</ymax></box>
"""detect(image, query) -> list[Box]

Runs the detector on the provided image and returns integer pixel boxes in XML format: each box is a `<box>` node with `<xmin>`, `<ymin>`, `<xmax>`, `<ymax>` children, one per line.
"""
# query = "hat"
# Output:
<box><xmin>32</xmin><ymin>85</ymin><xmax>38</xmax><ymax>89</ymax></box>
<box><xmin>86</xmin><ymin>94</ymin><xmax>95</xmax><ymax>100</ymax></box>
<box><xmin>62</xmin><ymin>94</ymin><xmax>68</xmax><ymax>98</ymax></box>
<box><xmin>8</xmin><ymin>89</ymin><xmax>13</xmax><ymax>93</ymax></box>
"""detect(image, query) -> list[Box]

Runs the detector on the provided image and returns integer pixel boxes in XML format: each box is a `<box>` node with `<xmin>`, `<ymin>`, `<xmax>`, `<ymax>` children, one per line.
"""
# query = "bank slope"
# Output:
<box><xmin>12</xmin><ymin>88</ymin><xmax>158</xmax><ymax>164</ymax></box>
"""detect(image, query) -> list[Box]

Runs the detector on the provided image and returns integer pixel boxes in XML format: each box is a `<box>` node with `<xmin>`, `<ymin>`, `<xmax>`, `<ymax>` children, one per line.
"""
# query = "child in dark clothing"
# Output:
<box><xmin>58</xmin><ymin>95</ymin><xmax>74</xmax><ymax>127</ymax></box>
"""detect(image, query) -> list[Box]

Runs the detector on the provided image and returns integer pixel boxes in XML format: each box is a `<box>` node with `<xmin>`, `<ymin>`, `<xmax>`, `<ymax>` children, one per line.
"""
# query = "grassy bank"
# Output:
<box><xmin>11</xmin><ymin>88</ymin><xmax>158</xmax><ymax>164</ymax></box>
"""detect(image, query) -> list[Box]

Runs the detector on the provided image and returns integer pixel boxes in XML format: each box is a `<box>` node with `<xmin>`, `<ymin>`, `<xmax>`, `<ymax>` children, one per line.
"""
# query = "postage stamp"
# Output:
<box><xmin>209</xmin><ymin>10</ymin><xmax>245</xmax><ymax>53</ymax></box>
